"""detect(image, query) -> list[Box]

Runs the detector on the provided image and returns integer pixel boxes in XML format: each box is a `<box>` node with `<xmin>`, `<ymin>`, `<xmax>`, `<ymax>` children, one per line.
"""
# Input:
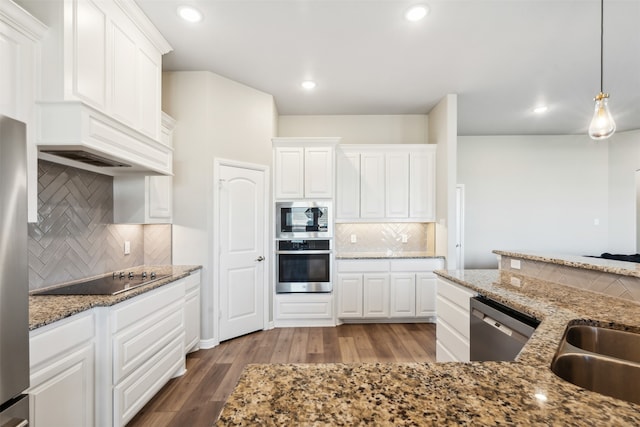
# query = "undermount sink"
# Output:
<box><xmin>551</xmin><ymin>324</ymin><xmax>640</xmax><ymax>404</ymax></box>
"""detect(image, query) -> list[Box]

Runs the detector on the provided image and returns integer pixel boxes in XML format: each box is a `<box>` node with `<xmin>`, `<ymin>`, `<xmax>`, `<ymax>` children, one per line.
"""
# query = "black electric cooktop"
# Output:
<box><xmin>31</xmin><ymin>272</ymin><xmax>170</xmax><ymax>296</ymax></box>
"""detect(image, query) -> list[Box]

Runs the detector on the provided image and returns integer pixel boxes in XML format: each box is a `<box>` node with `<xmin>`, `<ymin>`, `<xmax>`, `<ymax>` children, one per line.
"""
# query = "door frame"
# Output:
<box><xmin>212</xmin><ymin>158</ymin><xmax>270</xmax><ymax>345</ymax></box>
<box><xmin>455</xmin><ymin>184</ymin><xmax>465</xmax><ymax>270</ymax></box>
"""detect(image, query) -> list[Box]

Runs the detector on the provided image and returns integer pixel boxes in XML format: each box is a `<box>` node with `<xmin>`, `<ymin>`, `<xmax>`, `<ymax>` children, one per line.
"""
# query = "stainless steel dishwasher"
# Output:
<box><xmin>470</xmin><ymin>296</ymin><xmax>540</xmax><ymax>361</ymax></box>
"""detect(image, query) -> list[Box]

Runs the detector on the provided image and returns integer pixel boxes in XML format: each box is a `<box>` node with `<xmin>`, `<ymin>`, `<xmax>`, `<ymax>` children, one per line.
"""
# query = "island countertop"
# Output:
<box><xmin>216</xmin><ymin>269</ymin><xmax>640</xmax><ymax>426</ymax></box>
<box><xmin>29</xmin><ymin>265</ymin><xmax>201</xmax><ymax>330</ymax></box>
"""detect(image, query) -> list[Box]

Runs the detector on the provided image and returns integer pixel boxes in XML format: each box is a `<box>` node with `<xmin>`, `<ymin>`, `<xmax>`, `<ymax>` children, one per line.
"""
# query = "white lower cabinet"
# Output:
<box><xmin>29</xmin><ymin>270</ymin><xmax>202</xmax><ymax>427</ymax></box>
<box><xmin>29</xmin><ymin>311</ymin><xmax>95</xmax><ymax>427</ymax></box>
<box><xmin>274</xmin><ymin>293</ymin><xmax>334</xmax><ymax>327</ymax></box>
<box><xmin>435</xmin><ymin>276</ymin><xmax>477</xmax><ymax>362</ymax></box>
<box><xmin>337</xmin><ymin>258</ymin><xmax>444</xmax><ymax>320</ymax></box>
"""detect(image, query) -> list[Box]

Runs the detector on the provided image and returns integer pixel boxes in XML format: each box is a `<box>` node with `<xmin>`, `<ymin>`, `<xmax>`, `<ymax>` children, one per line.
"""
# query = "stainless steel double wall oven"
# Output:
<box><xmin>275</xmin><ymin>201</ymin><xmax>332</xmax><ymax>293</ymax></box>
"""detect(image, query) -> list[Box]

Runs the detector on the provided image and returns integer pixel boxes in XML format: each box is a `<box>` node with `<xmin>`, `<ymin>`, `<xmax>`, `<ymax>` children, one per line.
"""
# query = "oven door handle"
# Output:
<box><xmin>275</xmin><ymin>250</ymin><xmax>332</xmax><ymax>255</ymax></box>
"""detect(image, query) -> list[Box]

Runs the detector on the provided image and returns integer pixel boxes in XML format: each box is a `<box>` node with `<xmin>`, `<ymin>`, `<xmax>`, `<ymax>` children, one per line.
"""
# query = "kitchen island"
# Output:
<box><xmin>217</xmin><ymin>254</ymin><xmax>640</xmax><ymax>425</ymax></box>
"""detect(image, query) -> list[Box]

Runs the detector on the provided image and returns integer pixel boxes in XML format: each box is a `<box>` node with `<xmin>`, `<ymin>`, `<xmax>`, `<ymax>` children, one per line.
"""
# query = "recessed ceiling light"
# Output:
<box><xmin>533</xmin><ymin>105</ymin><xmax>548</xmax><ymax>114</ymax></box>
<box><xmin>177</xmin><ymin>6</ymin><xmax>203</xmax><ymax>23</ymax></box>
<box><xmin>301</xmin><ymin>80</ymin><xmax>317</xmax><ymax>90</ymax></box>
<box><xmin>405</xmin><ymin>4</ymin><xmax>429</xmax><ymax>22</ymax></box>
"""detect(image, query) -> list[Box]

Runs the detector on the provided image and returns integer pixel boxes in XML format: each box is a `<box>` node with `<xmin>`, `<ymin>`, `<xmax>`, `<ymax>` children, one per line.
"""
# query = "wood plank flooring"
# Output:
<box><xmin>127</xmin><ymin>323</ymin><xmax>436</xmax><ymax>427</ymax></box>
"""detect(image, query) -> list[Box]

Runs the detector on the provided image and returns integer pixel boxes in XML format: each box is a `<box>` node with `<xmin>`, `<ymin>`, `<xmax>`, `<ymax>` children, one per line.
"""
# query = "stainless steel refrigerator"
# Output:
<box><xmin>0</xmin><ymin>115</ymin><xmax>30</xmax><ymax>426</ymax></box>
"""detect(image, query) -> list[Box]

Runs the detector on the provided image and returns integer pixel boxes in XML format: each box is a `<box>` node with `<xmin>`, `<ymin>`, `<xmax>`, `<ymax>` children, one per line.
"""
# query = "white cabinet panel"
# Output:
<box><xmin>184</xmin><ymin>271</ymin><xmax>201</xmax><ymax>353</ymax></box>
<box><xmin>409</xmin><ymin>150</ymin><xmax>436</xmax><ymax>220</ymax></box>
<box><xmin>138</xmin><ymin>48</ymin><xmax>160</xmax><ymax>139</ymax></box>
<box><xmin>360</xmin><ymin>152</ymin><xmax>385</xmax><ymax>218</ymax></box>
<box><xmin>304</xmin><ymin>146</ymin><xmax>333</xmax><ymax>198</ymax></box>
<box><xmin>390</xmin><ymin>273</ymin><xmax>415</xmax><ymax>317</ymax></box>
<box><xmin>337</xmin><ymin>274</ymin><xmax>364</xmax><ymax>318</ymax></box>
<box><xmin>274</xmin><ymin>294</ymin><xmax>334</xmax><ymax>327</ymax></box>
<box><xmin>111</xmin><ymin>23</ymin><xmax>137</xmax><ymax>126</ymax></box>
<box><xmin>416</xmin><ymin>274</ymin><xmax>437</xmax><ymax>317</ymax></box>
<box><xmin>363</xmin><ymin>274</ymin><xmax>389</xmax><ymax>318</ymax></box>
<box><xmin>385</xmin><ymin>152</ymin><xmax>409</xmax><ymax>218</ymax></box>
<box><xmin>436</xmin><ymin>277</ymin><xmax>476</xmax><ymax>362</ymax></box>
<box><xmin>74</xmin><ymin>0</ymin><xmax>106</xmax><ymax>107</ymax></box>
<box><xmin>336</xmin><ymin>151</ymin><xmax>360</xmax><ymax>218</ymax></box>
<box><xmin>274</xmin><ymin>146</ymin><xmax>304</xmax><ymax>199</ymax></box>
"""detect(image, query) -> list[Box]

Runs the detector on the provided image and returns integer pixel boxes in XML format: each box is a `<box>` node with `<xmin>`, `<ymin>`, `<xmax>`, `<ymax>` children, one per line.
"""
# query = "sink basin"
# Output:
<box><xmin>564</xmin><ymin>325</ymin><xmax>640</xmax><ymax>363</ymax></box>
<box><xmin>551</xmin><ymin>324</ymin><xmax>640</xmax><ymax>404</ymax></box>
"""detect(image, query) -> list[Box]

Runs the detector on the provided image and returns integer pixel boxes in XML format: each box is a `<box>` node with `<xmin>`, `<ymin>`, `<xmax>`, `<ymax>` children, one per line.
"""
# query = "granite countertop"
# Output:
<box><xmin>29</xmin><ymin>265</ymin><xmax>201</xmax><ymax>330</ymax></box>
<box><xmin>217</xmin><ymin>269</ymin><xmax>640</xmax><ymax>426</ymax></box>
<box><xmin>495</xmin><ymin>249</ymin><xmax>640</xmax><ymax>278</ymax></box>
<box><xmin>336</xmin><ymin>251</ymin><xmax>443</xmax><ymax>260</ymax></box>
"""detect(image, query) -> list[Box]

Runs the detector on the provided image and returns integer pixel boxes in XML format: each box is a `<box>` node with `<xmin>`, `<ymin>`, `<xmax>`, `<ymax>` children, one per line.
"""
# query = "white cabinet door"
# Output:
<box><xmin>363</xmin><ymin>274</ymin><xmax>389</xmax><ymax>318</ymax></box>
<box><xmin>338</xmin><ymin>274</ymin><xmax>364</xmax><ymax>318</ymax></box>
<box><xmin>274</xmin><ymin>146</ymin><xmax>304</xmax><ymax>199</ymax></box>
<box><xmin>336</xmin><ymin>151</ymin><xmax>360</xmax><ymax>219</ymax></box>
<box><xmin>416</xmin><ymin>273</ymin><xmax>437</xmax><ymax>317</ymax></box>
<box><xmin>111</xmin><ymin>23</ymin><xmax>137</xmax><ymax>128</ymax></box>
<box><xmin>436</xmin><ymin>277</ymin><xmax>476</xmax><ymax>362</ymax></box>
<box><xmin>389</xmin><ymin>273</ymin><xmax>416</xmax><ymax>317</ymax></box>
<box><xmin>409</xmin><ymin>149</ymin><xmax>436</xmax><ymax>220</ymax></box>
<box><xmin>304</xmin><ymin>146</ymin><xmax>333</xmax><ymax>198</ymax></box>
<box><xmin>360</xmin><ymin>152</ymin><xmax>385</xmax><ymax>218</ymax></box>
<box><xmin>138</xmin><ymin>48</ymin><xmax>161</xmax><ymax>140</ymax></box>
<box><xmin>74</xmin><ymin>0</ymin><xmax>107</xmax><ymax>108</ymax></box>
<box><xmin>184</xmin><ymin>271</ymin><xmax>201</xmax><ymax>353</ymax></box>
<box><xmin>147</xmin><ymin>176</ymin><xmax>172</xmax><ymax>221</ymax></box>
<box><xmin>385</xmin><ymin>152</ymin><xmax>409</xmax><ymax>218</ymax></box>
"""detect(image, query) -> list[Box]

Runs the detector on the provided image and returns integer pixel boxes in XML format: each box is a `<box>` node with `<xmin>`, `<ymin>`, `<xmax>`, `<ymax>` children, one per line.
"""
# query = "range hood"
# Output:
<box><xmin>36</xmin><ymin>102</ymin><xmax>173</xmax><ymax>176</ymax></box>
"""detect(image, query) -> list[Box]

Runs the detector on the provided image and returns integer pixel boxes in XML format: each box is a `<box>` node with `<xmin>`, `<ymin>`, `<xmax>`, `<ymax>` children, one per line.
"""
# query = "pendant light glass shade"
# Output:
<box><xmin>589</xmin><ymin>0</ymin><xmax>615</xmax><ymax>140</ymax></box>
<box><xmin>589</xmin><ymin>92</ymin><xmax>616</xmax><ymax>140</ymax></box>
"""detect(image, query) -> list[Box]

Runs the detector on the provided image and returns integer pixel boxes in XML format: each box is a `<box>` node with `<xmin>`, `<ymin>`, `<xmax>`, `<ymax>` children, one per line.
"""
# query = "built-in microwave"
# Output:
<box><xmin>276</xmin><ymin>201</ymin><xmax>332</xmax><ymax>239</ymax></box>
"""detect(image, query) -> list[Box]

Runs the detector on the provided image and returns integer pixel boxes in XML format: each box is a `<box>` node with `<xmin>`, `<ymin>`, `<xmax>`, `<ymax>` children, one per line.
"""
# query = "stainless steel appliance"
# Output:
<box><xmin>31</xmin><ymin>271</ymin><xmax>170</xmax><ymax>295</ymax></box>
<box><xmin>0</xmin><ymin>116</ymin><xmax>30</xmax><ymax>426</ymax></box>
<box><xmin>276</xmin><ymin>201</ymin><xmax>332</xmax><ymax>239</ymax></box>
<box><xmin>276</xmin><ymin>239</ymin><xmax>332</xmax><ymax>293</ymax></box>
<box><xmin>470</xmin><ymin>296</ymin><xmax>539</xmax><ymax>361</ymax></box>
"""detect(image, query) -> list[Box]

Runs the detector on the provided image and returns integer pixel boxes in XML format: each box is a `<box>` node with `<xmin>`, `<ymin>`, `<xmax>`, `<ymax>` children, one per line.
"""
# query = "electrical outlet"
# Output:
<box><xmin>124</xmin><ymin>241</ymin><xmax>131</xmax><ymax>255</ymax></box>
<box><xmin>350</xmin><ymin>234</ymin><xmax>357</xmax><ymax>244</ymax></box>
<box><xmin>401</xmin><ymin>234</ymin><xmax>408</xmax><ymax>243</ymax></box>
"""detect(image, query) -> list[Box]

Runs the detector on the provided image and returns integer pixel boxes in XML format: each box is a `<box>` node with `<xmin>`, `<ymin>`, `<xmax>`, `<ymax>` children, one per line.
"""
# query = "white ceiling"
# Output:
<box><xmin>135</xmin><ymin>0</ymin><xmax>640</xmax><ymax>136</ymax></box>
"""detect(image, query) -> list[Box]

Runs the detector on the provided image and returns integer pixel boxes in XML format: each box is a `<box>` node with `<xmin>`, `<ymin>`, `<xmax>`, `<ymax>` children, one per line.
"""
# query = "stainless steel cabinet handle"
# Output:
<box><xmin>255</xmin><ymin>256</ymin><xmax>265</xmax><ymax>262</ymax></box>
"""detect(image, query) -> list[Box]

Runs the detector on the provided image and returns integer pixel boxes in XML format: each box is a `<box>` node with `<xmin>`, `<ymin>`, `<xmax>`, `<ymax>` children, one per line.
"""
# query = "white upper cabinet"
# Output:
<box><xmin>336</xmin><ymin>145</ymin><xmax>436</xmax><ymax>222</ymax></box>
<box><xmin>272</xmin><ymin>137</ymin><xmax>340</xmax><ymax>200</ymax></box>
<box><xmin>17</xmin><ymin>0</ymin><xmax>173</xmax><ymax>175</ymax></box>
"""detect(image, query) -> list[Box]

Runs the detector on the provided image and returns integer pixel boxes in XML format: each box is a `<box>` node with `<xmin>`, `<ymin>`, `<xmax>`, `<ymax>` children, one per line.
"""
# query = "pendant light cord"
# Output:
<box><xmin>600</xmin><ymin>0</ymin><xmax>604</xmax><ymax>93</ymax></box>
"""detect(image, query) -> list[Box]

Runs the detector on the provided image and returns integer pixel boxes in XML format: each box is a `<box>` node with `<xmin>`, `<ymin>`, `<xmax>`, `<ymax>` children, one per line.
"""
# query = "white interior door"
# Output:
<box><xmin>218</xmin><ymin>164</ymin><xmax>266</xmax><ymax>342</ymax></box>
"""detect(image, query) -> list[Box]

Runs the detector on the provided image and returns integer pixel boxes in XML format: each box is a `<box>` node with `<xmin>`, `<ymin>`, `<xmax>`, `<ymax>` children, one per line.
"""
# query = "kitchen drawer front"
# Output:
<box><xmin>112</xmin><ymin>280</ymin><xmax>185</xmax><ymax>333</ymax></box>
<box><xmin>336</xmin><ymin>259</ymin><xmax>389</xmax><ymax>273</ymax></box>
<box><xmin>113</xmin><ymin>300</ymin><xmax>184</xmax><ymax>383</ymax></box>
<box><xmin>435</xmin><ymin>339</ymin><xmax>458</xmax><ymax>362</ymax></box>
<box><xmin>390</xmin><ymin>258</ymin><xmax>444</xmax><ymax>272</ymax></box>
<box><xmin>436</xmin><ymin>319</ymin><xmax>470</xmax><ymax>362</ymax></box>
<box><xmin>436</xmin><ymin>295</ymin><xmax>470</xmax><ymax>339</ymax></box>
<box><xmin>30</xmin><ymin>311</ymin><xmax>94</xmax><ymax>370</ymax></box>
<box><xmin>436</xmin><ymin>277</ymin><xmax>475</xmax><ymax>311</ymax></box>
<box><xmin>113</xmin><ymin>334</ymin><xmax>184</xmax><ymax>427</ymax></box>
<box><xmin>185</xmin><ymin>270</ymin><xmax>201</xmax><ymax>292</ymax></box>
<box><xmin>275</xmin><ymin>294</ymin><xmax>333</xmax><ymax>319</ymax></box>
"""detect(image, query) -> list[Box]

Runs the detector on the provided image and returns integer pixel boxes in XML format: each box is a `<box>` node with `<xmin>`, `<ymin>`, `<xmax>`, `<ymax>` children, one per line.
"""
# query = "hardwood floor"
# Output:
<box><xmin>127</xmin><ymin>323</ymin><xmax>436</xmax><ymax>427</ymax></box>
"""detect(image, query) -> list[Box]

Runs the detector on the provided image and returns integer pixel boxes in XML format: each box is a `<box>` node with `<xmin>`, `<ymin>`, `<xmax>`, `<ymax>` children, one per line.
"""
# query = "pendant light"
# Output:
<box><xmin>588</xmin><ymin>0</ymin><xmax>616</xmax><ymax>140</ymax></box>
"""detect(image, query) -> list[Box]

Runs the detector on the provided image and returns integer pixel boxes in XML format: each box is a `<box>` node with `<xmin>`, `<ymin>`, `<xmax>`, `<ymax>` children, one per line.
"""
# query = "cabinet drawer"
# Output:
<box><xmin>30</xmin><ymin>312</ymin><xmax>94</xmax><ymax>370</ymax></box>
<box><xmin>185</xmin><ymin>270</ymin><xmax>201</xmax><ymax>292</ymax></box>
<box><xmin>113</xmin><ymin>334</ymin><xmax>184</xmax><ymax>426</ymax></box>
<box><xmin>437</xmin><ymin>278</ymin><xmax>475</xmax><ymax>310</ymax></box>
<box><xmin>337</xmin><ymin>260</ymin><xmax>389</xmax><ymax>273</ymax></box>
<box><xmin>275</xmin><ymin>294</ymin><xmax>333</xmax><ymax>319</ymax></box>
<box><xmin>436</xmin><ymin>295</ymin><xmax>470</xmax><ymax>339</ymax></box>
<box><xmin>436</xmin><ymin>339</ymin><xmax>458</xmax><ymax>362</ymax></box>
<box><xmin>436</xmin><ymin>319</ymin><xmax>469</xmax><ymax>362</ymax></box>
<box><xmin>112</xmin><ymin>281</ymin><xmax>185</xmax><ymax>333</ymax></box>
<box><xmin>113</xmin><ymin>301</ymin><xmax>183</xmax><ymax>383</ymax></box>
<box><xmin>390</xmin><ymin>258</ymin><xmax>444</xmax><ymax>272</ymax></box>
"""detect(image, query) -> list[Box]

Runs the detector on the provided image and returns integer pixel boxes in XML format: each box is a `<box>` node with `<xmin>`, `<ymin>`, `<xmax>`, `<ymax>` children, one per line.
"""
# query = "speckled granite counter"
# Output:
<box><xmin>336</xmin><ymin>251</ymin><xmax>443</xmax><ymax>260</ymax></box>
<box><xmin>216</xmin><ymin>269</ymin><xmax>640</xmax><ymax>426</ymax></box>
<box><xmin>29</xmin><ymin>265</ymin><xmax>201</xmax><ymax>330</ymax></box>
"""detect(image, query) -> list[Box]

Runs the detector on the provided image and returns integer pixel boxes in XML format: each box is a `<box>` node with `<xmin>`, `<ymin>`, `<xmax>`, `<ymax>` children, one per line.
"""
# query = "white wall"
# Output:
<box><xmin>608</xmin><ymin>129</ymin><xmax>640</xmax><ymax>253</ymax></box>
<box><xmin>429</xmin><ymin>94</ymin><xmax>458</xmax><ymax>268</ymax></box>
<box><xmin>458</xmin><ymin>134</ymin><xmax>609</xmax><ymax>268</ymax></box>
<box><xmin>278</xmin><ymin>114</ymin><xmax>428</xmax><ymax>144</ymax></box>
<box><xmin>162</xmin><ymin>71</ymin><xmax>276</xmax><ymax>344</ymax></box>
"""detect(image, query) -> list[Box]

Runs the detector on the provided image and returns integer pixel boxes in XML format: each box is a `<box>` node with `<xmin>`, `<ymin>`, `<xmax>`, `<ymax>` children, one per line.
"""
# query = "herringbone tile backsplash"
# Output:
<box><xmin>28</xmin><ymin>161</ymin><xmax>171</xmax><ymax>290</ymax></box>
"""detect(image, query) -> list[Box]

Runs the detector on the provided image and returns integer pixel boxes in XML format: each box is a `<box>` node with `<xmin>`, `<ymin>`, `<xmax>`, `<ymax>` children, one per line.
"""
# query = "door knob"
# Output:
<box><xmin>255</xmin><ymin>256</ymin><xmax>265</xmax><ymax>262</ymax></box>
